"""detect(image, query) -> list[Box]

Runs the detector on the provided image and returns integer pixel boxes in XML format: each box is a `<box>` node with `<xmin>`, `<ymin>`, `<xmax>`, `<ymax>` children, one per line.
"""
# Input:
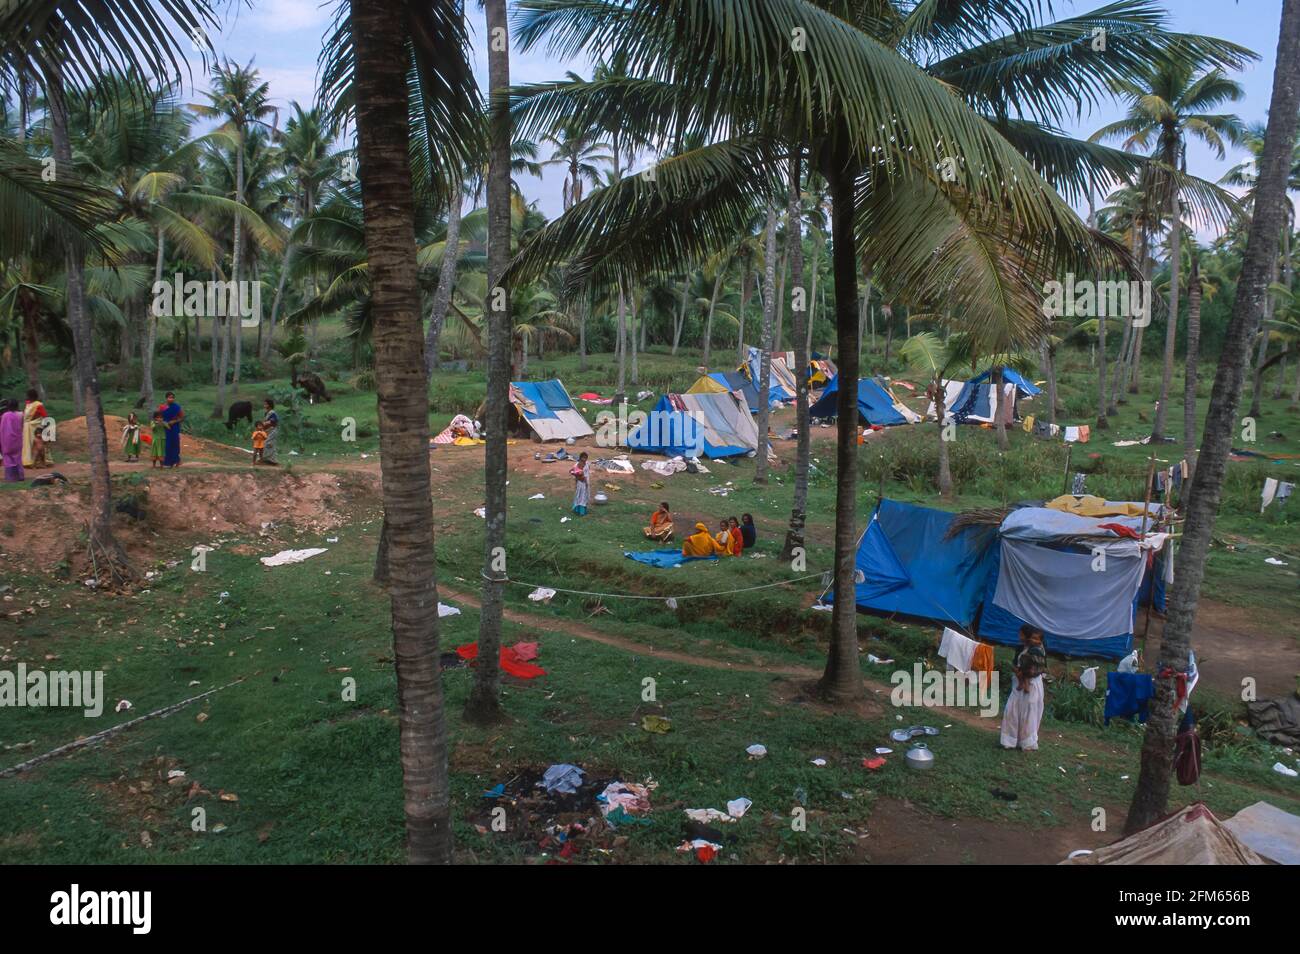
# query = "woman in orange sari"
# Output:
<box><xmin>644</xmin><ymin>502</ymin><xmax>674</xmax><ymax>542</ymax></box>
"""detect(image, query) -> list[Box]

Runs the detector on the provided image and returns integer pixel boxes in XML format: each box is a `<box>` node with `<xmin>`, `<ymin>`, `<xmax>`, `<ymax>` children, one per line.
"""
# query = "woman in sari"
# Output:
<box><xmin>1</xmin><ymin>399</ymin><xmax>24</xmax><ymax>481</ymax></box>
<box><xmin>740</xmin><ymin>513</ymin><xmax>756</xmax><ymax>550</ymax></box>
<box><xmin>570</xmin><ymin>452</ymin><xmax>590</xmax><ymax>515</ymax></box>
<box><xmin>260</xmin><ymin>399</ymin><xmax>279</xmax><ymax>466</ymax></box>
<box><xmin>22</xmin><ymin>388</ymin><xmax>50</xmax><ymax>468</ymax></box>
<box><xmin>682</xmin><ymin>522</ymin><xmax>726</xmax><ymax>558</ymax></box>
<box><xmin>643</xmin><ymin>502</ymin><xmax>674</xmax><ymax>542</ymax></box>
<box><xmin>160</xmin><ymin>391</ymin><xmax>184</xmax><ymax>467</ymax></box>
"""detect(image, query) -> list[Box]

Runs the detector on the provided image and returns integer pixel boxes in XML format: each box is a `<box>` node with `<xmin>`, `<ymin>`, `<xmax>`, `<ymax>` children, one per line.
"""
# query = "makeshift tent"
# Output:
<box><xmin>927</xmin><ymin>369</ymin><xmax>1038</xmax><ymax>425</ymax></box>
<box><xmin>741</xmin><ymin>347</ymin><xmax>798</xmax><ymax>404</ymax></box>
<box><xmin>836</xmin><ymin>499</ymin><xmax>1169</xmax><ymax>659</ymax></box>
<box><xmin>809</xmin><ymin>375</ymin><xmax>920</xmax><ymax>426</ymax></box>
<box><xmin>1223</xmin><ymin>801</ymin><xmax>1300</xmax><ymax>865</ymax></box>
<box><xmin>627</xmin><ymin>391</ymin><xmax>758</xmax><ymax>459</ymax></box>
<box><xmin>828</xmin><ymin>500</ymin><xmax>998</xmax><ymax>629</ymax></box>
<box><xmin>1062</xmin><ymin>803</ymin><xmax>1266</xmax><ymax>865</ymax></box>
<box><xmin>508</xmin><ymin>380</ymin><xmax>594</xmax><ymax>442</ymax></box>
<box><xmin>688</xmin><ymin>371</ymin><xmax>773</xmax><ymax>413</ymax></box>
<box><xmin>807</xmin><ymin>352</ymin><xmax>837</xmax><ymax>386</ymax></box>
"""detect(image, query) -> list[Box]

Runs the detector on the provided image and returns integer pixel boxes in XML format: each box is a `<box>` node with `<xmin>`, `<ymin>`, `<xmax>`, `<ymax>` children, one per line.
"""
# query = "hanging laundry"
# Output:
<box><xmin>1278</xmin><ymin>481</ymin><xmax>1295</xmax><ymax>504</ymax></box>
<box><xmin>939</xmin><ymin>627</ymin><xmax>978</xmax><ymax>672</ymax></box>
<box><xmin>1063</xmin><ymin>426</ymin><xmax>1080</xmax><ymax>442</ymax></box>
<box><xmin>1261</xmin><ymin>477</ymin><xmax>1279</xmax><ymax>513</ymax></box>
<box><xmin>1022</xmin><ymin>415</ymin><xmax>1035</xmax><ymax>433</ymax></box>
<box><xmin>1077</xmin><ymin>424</ymin><xmax>1090</xmax><ymax>443</ymax></box>
<box><xmin>1104</xmin><ymin>671</ymin><xmax>1155</xmax><ymax>725</ymax></box>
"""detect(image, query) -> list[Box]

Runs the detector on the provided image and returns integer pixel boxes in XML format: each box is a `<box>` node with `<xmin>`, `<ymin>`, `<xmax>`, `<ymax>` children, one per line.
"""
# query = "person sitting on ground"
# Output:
<box><xmin>714</xmin><ymin>518</ymin><xmax>732</xmax><ymax>554</ymax></box>
<box><xmin>1000</xmin><ymin>624</ymin><xmax>1047</xmax><ymax>752</ymax></box>
<box><xmin>150</xmin><ymin>410</ymin><xmax>166</xmax><ymax>469</ymax></box>
<box><xmin>644</xmin><ymin>502</ymin><xmax>674</xmax><ymax>542</ymax></box>
<box><xmin>682</xmin><ymin>522</ymin><xmax>727</xmax><ymax>558</ymax></box>
<box><xmin>726</xmin><ymin>516</ymin><xmax>744</xmax><ymax>556</ymax></box>
<box><xmin>739</xmin><ymin>513</ymin><xmax>756</xmax><ymax>550</ymax></box>
<box><xmin>251</xmin><ymin>420</ymin><xmax>268</xmax><ymax>464</ymax></box>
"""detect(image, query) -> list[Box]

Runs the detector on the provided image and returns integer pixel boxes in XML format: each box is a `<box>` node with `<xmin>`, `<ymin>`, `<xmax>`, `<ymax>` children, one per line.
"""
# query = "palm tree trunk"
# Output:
<box><xmin>1152</xmin><ymin>194</ymin><xmax>1182</xmax><ymax>441</ymax></box>
<box><xmin>754</xmin><ymin>203</ymin><xmax>779</xmax><ymax>484</ymax></box>
<box><xmin>578</xmin><ymin>298</ymin><xmax>587</xmax><ymax>370</ymax></box>
<box><xmin>140</xmin><ymin>228</ymin><xmax>164</xmax><ymax>411</ymax></box>
<box><xmin>262</xmin><ymin>188</ymin><xmax>300</xmax><ymax>363</ymax></box>
<box><xmin>703</xmin><ymin>269</ymin><xmax>723</xmax><ymax>368</ymax></box>
<box><xmin>672</xmin><ymin>278</ymin><xmax>687</xmax><ymax>355</ymax></box>
<box><xmin>466</xmin><ymin>0</ymin><xmax>512</xmax><ymax>726</ymax></box>
<box><xmin>425</xmin><ymin>179</ymin><xmax>464</xmax><ymax>379</ymax></box>
<box><xmin>817</xmin><ymin>148</ymin><xmax>864</xmax><ymax>705</ymax></box>
<box><xmin>231</xmin><ymin>144</ymin><xmax>244</xmax><ymax>401</ymax></box>
<box><xmin>935</xmin><ymin>377</ymin><xmax>953</xmax><ymax>499</ymax></box>
<box><xmin>1182</xmin><ymin>255</ymin><xmax>1202</xmax><ymax>466</ymax></box>
<box><xmin>45</xmin><ymin>57</ymin><xmax>129</xmax><ymax>574</ymax></box>
<box><xmin>615</xmin><ymin>283</ymin><xmax>628</xmax><ymax>403</ymax></box>
<box><xmin>350</xmin><ymin>0</ymin><xmax>451</xmax><ymax>863</ymax></box>
<box><xmin>1249</xmin><ymin>253</ymin><xmax>1281</xmax><ymax>417</ymax></box>
<box><xmin>19</xmin><ymin>292</ymin><xmax>44</xmax><ymax>400</ymax></box>
<box><xmin>781</xmin><ymin>154</ymin><xmax>811</xmax><ymax>560</ymax></box>
<box><xmin>1126</xmin><ymin>0</ymin><xmax>1300</xmax><ymax>833</ymax></box>
<box><xmin>992</xmin><ymin>365</ymin><xmax>1009</xmax><ymax>450</ymax></box>
<box><xmin>630</xmin><ymin>290</ymin><xmax>639</xmax><ymax>385</ymax></box>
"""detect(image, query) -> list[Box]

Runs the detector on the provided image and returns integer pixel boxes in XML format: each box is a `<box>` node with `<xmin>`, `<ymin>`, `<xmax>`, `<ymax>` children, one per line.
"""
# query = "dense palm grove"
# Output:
<box><xmin>1</xmin><ymin>0</ymin><xmax>1298</xmax><ymax>863</ymax></box>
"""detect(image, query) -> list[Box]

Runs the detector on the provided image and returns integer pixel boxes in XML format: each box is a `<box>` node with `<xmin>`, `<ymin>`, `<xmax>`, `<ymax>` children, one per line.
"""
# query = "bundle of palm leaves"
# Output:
<box><xmin>944</xmin><ymin>507</ymin><xmax>1012</xmax><ymax>540</ymax></box>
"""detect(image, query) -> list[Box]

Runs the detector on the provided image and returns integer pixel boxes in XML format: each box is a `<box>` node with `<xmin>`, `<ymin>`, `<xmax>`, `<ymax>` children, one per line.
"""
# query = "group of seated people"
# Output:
<box><xmin>681</xmin><ymin>512</ymin><xmax>756</xmax><ymax>558</ymax></box>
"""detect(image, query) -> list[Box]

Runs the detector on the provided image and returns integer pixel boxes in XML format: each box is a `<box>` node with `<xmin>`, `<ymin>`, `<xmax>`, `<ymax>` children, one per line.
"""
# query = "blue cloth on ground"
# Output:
<box><xmin>1104</xmin><ymin>671</ymin><xmax>1155</xmax><ymax>725</ymax></box>
<box><xmin>624</xmin><ymin>549</ymin><xmax>714</xmax><ymax>568</ymax></box>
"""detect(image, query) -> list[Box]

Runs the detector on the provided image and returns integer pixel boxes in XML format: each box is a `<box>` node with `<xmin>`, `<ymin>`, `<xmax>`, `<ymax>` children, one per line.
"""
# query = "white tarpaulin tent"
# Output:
<box><xmin>509</xmin><ymin>380</ymin><xmax>594</xmax><ymax>442</ymax></box>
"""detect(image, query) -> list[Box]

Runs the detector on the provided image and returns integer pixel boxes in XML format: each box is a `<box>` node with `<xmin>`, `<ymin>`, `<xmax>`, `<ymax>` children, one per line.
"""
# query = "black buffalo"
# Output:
<box><xmin>225</xmin><ymin>400</ymin><xmax>254</xmax><ymax>430</ymax></box>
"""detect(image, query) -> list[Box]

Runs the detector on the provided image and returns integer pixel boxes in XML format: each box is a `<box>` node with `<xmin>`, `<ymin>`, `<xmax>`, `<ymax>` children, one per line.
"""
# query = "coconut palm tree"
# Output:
<box><xmin>464</xmin><ymin>0</ymin><xmax>513</xmax><ymax>726</ymax></box>
<box><xmin>191</xmin><ymin>58</ymin><xmax>276</xmax><ymax>417</ymax></box>
<box><xmin>263</xmin><ymin>102</ymin><xmax>337</xmax><ymax>362</ymax></box>
<box><xmin>1126</xmin><ymin>0</ymin><xmax>1300</xmax><ymax>835</ymax></box>
<box><xmin>1092</xmin><ymin>62</ymin><xmax>1246</xmax><ymax>443</ymax></box>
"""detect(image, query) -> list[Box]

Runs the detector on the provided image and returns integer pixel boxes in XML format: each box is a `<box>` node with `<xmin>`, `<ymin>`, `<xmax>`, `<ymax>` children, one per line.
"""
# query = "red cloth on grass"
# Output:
<box><xmin>455</xmin><ymin>642</ymin><xmax>547</xmax><ymax>679</ymax></box>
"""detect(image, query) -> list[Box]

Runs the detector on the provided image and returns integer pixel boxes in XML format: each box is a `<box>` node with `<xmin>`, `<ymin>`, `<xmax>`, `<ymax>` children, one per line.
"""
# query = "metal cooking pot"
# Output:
<box><xmin>905</xmin><ymin>742</ymin><xmax>935</xmax><ymax>771</ymax></box>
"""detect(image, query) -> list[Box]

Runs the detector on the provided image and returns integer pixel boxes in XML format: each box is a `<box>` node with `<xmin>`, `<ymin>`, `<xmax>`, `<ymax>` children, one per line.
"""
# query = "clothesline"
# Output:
<box><xmin>504</xmin><ymin>571</ymin><xmax>828</xmax><ymax>602</ymax></box>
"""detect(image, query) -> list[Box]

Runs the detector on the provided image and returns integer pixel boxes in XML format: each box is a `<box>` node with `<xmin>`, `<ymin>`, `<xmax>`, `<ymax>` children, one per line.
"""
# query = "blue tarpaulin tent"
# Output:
<box><xmin>832</xmin><ymin>499</ymin><xmax>1168</xmax><ymax>659</ymax></box>
<box><xmin>829</xmin><ymin>500</ymin><xmax>997</xmax><ymax>629</ymax></box>
<box><xmin>626</xmin><ymin>392</ymin><xmax>758</xmax><ymax>458</ymax></box>
<box><xmin>969</xmin><ymin>367</ymin><xmax>1042</xmax><ymax>396</ymax></box>
<box><xmin>808</xmin><ymin>375</ymin><xmax>910</xmax><ymax>426</ymax></box>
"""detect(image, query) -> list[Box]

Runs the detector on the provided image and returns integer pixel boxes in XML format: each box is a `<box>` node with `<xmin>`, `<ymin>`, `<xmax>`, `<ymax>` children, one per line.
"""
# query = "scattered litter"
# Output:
<box><xmin>539</xmin><ymin>763</ymin><xmax>585</xmax><ymax>795</ymax></box>
<box><xmin>560</xmin><ymin>517</ymin><xmax>570</xmax><ymax>523</ymax></box>
<box><xmin>1266</xmin><ymin>557</ymin><xmax>1289</xmax><ymax>566</ymax></box>
<box><xmin>115</xmin><ymin>700</ymin><xmax>132</xmax><ymax>713</ymax></box>
<box><xmin>745</xmin><ymin>744</ymin><xmax>767</xmax><ymax>759</ymax></box>
<box><xmin>677</xmin><ymin>838</ymin><xmax>721</xmax><ymax>862</ymax></box>
<box><xmin>482</xmin><ymin>783</ymin><xmax>506</xmax><ymax>799</ymax></box>
<box><xmin>528</xmin><ymin>493</ymin><xmax>545</xmax><ymax>500</ymax></box>
<box><xmin>474</xmin><ymin>507</ymin><xmax>486</xmax><ymax>519</ymax></box>
<box><xmin>326</xmin><ymin>537</ymin><xmax>339</xmax><ymax>543</ymax></box>
<box><xmin>598</xmin><ymin>781</ymin><xmax>653</xmax><ymax>821</ymax></box>
<box><xmin>811</xmin><ymin>758</ymin><xmax>827</xmax><ymax>767</ymax></box>
<box><xmin>866</xmin><ymin>653</ymin><xmax>894</xmax><ymax>665</ymax></box>
<box><xmin>642</xmin><ymin>715</ymin><xmax>672</xmax><ymax>734</ymax></box>
<box><xmin>260</xmin><ymin>548</ymin><xmax>328</xmax><ymax>567</ymax></box>
<box><xmin>1274</xmin><ymin>762</ymin><xmax>1299</xmax><ymax>778</ymax></box>
<box><xmin>862</xmin><ymin>756</ymin><xmax>887</xmax><ymax>770</ymax></box>
<box><xmin>1080</xmin><ymin>667</ymin><xmax>1099</xmax><ymax>692</ymax></box>
<box><xmin>528</xmin><ymin>587</ymin><xmax>557</xmax><ymax>603</ymax></box>
<box><xmin>685</xmin><ymin>808</ymin><xmax>734</xmax><ymax>824</ymax></box>
<box><xmin>726</xmin><ymin>797</ymin><xmax>752</xmax><ymax>819</ymax></box>
<box><xmin>438</xmin><ymin>603</ymin><xmax>461</xmax><ymax>618</ymax></box>
<box><xmin>875</xmin><ymin>747</ymin><xmax>892</xmax><ymax>755</ymax></box>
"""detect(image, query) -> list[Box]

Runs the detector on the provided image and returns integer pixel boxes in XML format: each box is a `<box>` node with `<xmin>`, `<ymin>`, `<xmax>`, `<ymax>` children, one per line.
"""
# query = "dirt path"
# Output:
<box><xmin>438</xmin><ymin>585</ymin><xmax>814</xmax><ymax>677</ymax></box>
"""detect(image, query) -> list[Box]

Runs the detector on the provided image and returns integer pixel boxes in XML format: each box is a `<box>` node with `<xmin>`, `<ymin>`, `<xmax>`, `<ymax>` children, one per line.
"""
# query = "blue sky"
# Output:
<box><xmin>202</xmin><ymin>0</ymin><xmax>1285</xmax><ymax>223</ymax></box>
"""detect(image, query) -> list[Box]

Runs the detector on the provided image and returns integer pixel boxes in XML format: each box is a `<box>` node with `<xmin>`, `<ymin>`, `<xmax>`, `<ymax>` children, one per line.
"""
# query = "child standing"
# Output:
<box><xmin>251</xmin><ymin>420</ymin><xmax>267</xmax><ymax>464</ymax></box>
<box><xmin>121</xmin><ymin>412</ymin><xmax>142</xmax><ymax>461</ymax></box>
<box><xmin>150</xmin><ymin>411</ymin><xmax>166</xmax><ymax>468</ymax></box>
